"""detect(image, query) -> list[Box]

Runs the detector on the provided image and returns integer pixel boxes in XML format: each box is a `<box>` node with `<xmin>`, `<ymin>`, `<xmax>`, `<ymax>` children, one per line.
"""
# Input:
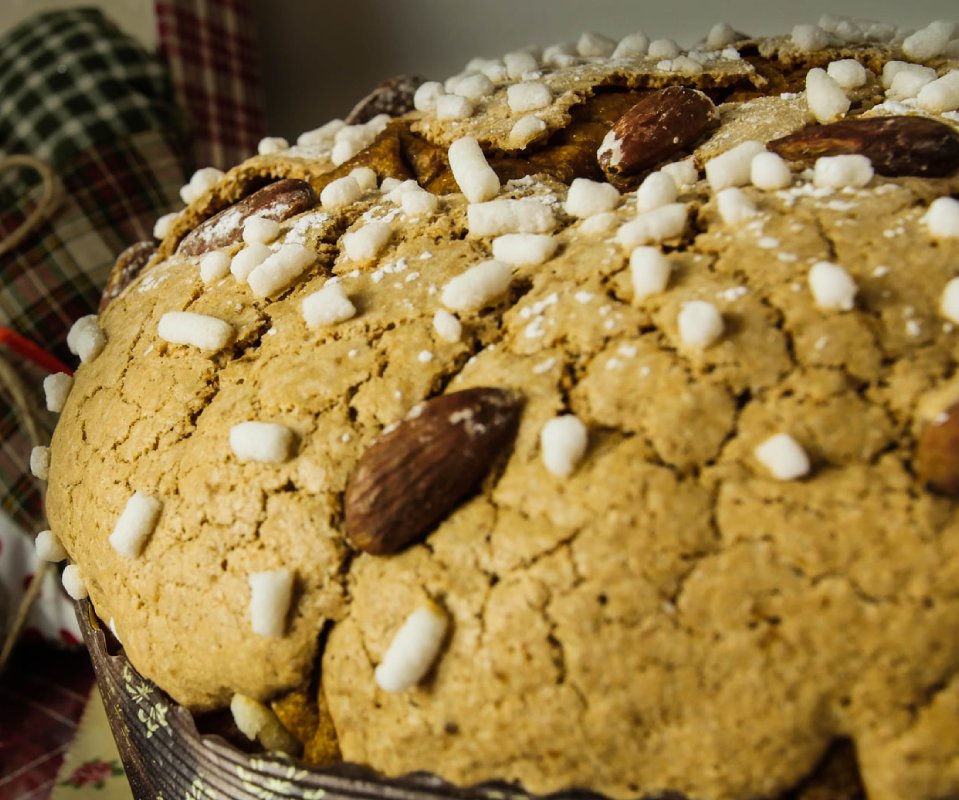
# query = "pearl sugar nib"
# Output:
<box><xmin>67</xmin><ymin>315</ymin><xmax>106</xmax><ymax>363</ymax></box>
<box><xmin>448</xmin><ymin>137</ymin><xmax>500</xmax><ymax>203</ymax></box>
<box><xmin>375</xmin><ymin>603</ymin><xmax>450</xmax><ymax>692</ymax></box>
<box><xmin>678</xmin><ymin>301</ymin><xmax>724</xmax><ymax>349</ymax></box>
<box><xmin>302</xmin><ymin>283</ymin><xmax>357</xmax><ymax>328</ymax></box>
<box><xmin>540</xmin><ymin>414</ymin><xmax>589</xmax><ymax>478</ymax></box>
<box><xmin>109</xmin><ymin>491</ymin><xmax>163</xmax><ymax>558</ymax></box>
<box><xmin>158</xmin><ymin>311</ymin><xmax>235</xmax><ymax>351</ymax></box>
<box><xmin>249</xmin><ymin>568</ymin><xmax>294</xmax><ymax>637</ymax></box>
<box><xmin>230</xmin><ymin>421</ymin><xmax>296</xmax><ymax>464</ymax></box>
<box><xmin>755</xmin><ymin>434</ymin><xmax>811</xmax><ymax>481</ymax></box>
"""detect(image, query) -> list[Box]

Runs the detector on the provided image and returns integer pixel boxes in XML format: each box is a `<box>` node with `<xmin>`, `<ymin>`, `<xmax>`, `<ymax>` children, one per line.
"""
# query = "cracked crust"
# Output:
<box><xmin>46</xmin><ymin>31</ymin><xmax>959</xmax><ymax>800</ymax></box>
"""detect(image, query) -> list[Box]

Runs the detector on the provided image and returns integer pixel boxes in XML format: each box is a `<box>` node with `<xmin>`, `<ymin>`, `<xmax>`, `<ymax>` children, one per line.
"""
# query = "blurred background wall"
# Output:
<box><xmin>1</xmin><ymin>0</ymin><xmax>957</xmax><ymax>150</ymax></box>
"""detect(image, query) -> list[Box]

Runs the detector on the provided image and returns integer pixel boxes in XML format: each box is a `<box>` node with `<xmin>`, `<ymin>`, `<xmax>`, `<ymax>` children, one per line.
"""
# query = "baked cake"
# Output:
<box><xmin>35</xmin><ymin>17</ymin><xmax>959</xmax><ymax>800</ymax></box>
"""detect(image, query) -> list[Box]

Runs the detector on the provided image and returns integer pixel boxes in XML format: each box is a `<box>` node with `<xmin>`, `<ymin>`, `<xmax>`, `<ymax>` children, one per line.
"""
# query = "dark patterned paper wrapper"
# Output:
<box><xmin>76</xmin><ymin>600</ymin><xmax>638</xmax><ymax>800</ymax></box>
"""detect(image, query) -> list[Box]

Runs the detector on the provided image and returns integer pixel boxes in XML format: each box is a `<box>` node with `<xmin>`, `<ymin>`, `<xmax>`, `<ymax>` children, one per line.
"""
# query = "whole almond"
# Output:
<box><xmin>346</xmin><ymin>75</ymin><xmax>424</xmax><ymax>124</ymax></box>
<box><xmin>177</xmin><ymin>179</ymin><xmax>316</xmax><ymax>257</ymax></box>
<box><xmin>917</xmin><ymin>402</ymin><xmax>959</xmax><ymax>496</ymax></box>
<box><xmin>99</xmin><ymin>240</ymin><xmax>156</xmax><ymax>312</ymax></box>
<box><xmin>769</xmin><ymin>116</ymin><xmax>959</xmax><ymax>178</ymax></box>
<box><xmin>597</xmin><ymin>86</ymin><xmax>717</xmax><ymax>179</ymax></box>
<box><xmin>344</xmin><ymin>387</ymin><xmax>522</xmax><ymax>555</ymax></box>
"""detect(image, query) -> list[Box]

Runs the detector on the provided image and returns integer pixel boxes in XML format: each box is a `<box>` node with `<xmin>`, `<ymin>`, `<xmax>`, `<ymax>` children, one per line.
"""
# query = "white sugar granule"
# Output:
<box><xmin>648</xmin><ymin>38</ymin><xmax>681</xmax><ymax>59</ymax></box>
<box><xmin>492</xmin><ymin>233</ymin><xmax>558</xmax><ymax>266</ymax></box>
<box><xmin>468</xmin><ymin>198</ymin><xmax>556</xmax><ymax>236</ymax></box>
<box><xmin>401</xmin><ymin>187</ymin><xmax>439</xmax><ymax>216</ymax></box>
<box><xmin>152</xmin><ymin>211</ymin><xmax>178</xmax><ymax>240</ymax></box>
<box><xmin>43</xmin><ymin>372</ymin><xmax>73</xmax><ymax>413</ymax></box>
<box><xmin>433</xmin><ymin>309</ymin><xmax>463</xmax><ymax>342</ymax></box>
<box><xmin>509</xmin><ymin>115</ymin><xmax>548</xmax><ymax>148</ymax></box>
<box><xmin>565</xmin><ymin>178</ymin><xmax>620</xmax><ymax>218</ymax></box>
<box><xmin>630</xmin><ymin>247</ymin><xmax>672</xmax><ymax>301</ymax></box>
<box><xmin>302</xmin><ymin>283</ymin><xmax>357</xmax><ymax>328</ymax></box>
<box><xmin>180</xmin><ymin>166</ymin><xmax>224</xmax><ymax>204</ymax></box>
<box><xmin>925</xmin><ymin>196</ymin><xmax>959</xmax><ymax>239</ymax></box>
<box><xmin>242</xmin><ymin>216</ymin><xmax>281</xmax><ymax>245</ymax></box>
<box><xmin>705</xmin><ymin>140</ymin><xmax>765</xmax><ymax>190</ymax></box>
<box><xmin>612</xmin><ymin>31</ymin><xmax>650</xmax><ymax>58</ymax></box>
<box><xmin>706</xmin><ymin>22</ymin><xmax>738</xmax><ymax>50</ymax></box>
<box><xmin>320</xmin><ymin>176</ymin><xmax>363</xmax><ymax>209</ymax></box>
<box><xmin>940</xmin><ymin>277</ymin><xmax>959</xmax><ymax>323</ymax></box>
<box><xmin>541</xmin><ymin>414</ymin><xmax>589</xmax><ymax>478</ymax></box>
<box><xmin>578</xmin><ymin>31</ymin><xmax>617</xmax><ymax>57</ymax></box>
<box><xmin>505</xmin><ymin>51</ymin><xmax>538</xmax><ymax>78</ymax></box>
<box><xmin>813</xmin><ymin>155</ymin><xmax>873</xmax><ymax>189</ymax></box>
<box><xmin>109</xmin><ymin>491</ymin><xmax>163</xmax><ymax>558</ymax></box>
<box><xmin>453</xmin><ymin>72</ymin><xmax>495</xmax><ymax>100</ymax></box>
<box><xmin>808</xmin><ymin>261</ymin><xmax>857</xmax><ymax>310</ymax></box>
<box><xmin>249</xmin><ymin>569</ymin><xmax>294</xmax><ymax>637</ymax></box>
<box><xmin>755</xmin><ymin>433</ymin><xmax>811</xmax><ymax>480</ymax></box>
<box><xmin>507</xmin><ymin>81</ymin><xmax>552</xmax><ymax>113</ymax></box>
<box><xmin>579</xmin><ymin>211</ymin><xmax>618</xmax><ymax>236</ymax></box>
<box><xmin>826</xmin><ymin>59</ymin><xmax>868</xmax><ymax>89</ymax></box>
<box><xmin>344</xmin><ymin>222</ymin><xmax>392</xmax><ymax>261</ymax></box>
<box><xmin>903</xmin><ymin>21</ymin><xmax>954</xmax><ymax>60</ymax></box>
<box><xmin>230</xmin><ymin>421</ymin><xmax>296</xmax><ymax>463</ymax></box>
<box><xmin>30</xmin><ymin>445</ymin><xmax>50</xmax><ymax>480</ymax></box>
<box><xmin>248</xmin><ymin>244</ymin><xmax>314</xmax><ymax>298</ymax></box>
<box><xmin>887</xmin><ymin>65</ymin><xmax>937</xmax><ymax>100</ymax></box>
<box><xmin>448</xmin><ymin>137</ymin><xmax>500</xmax><ymax>204</ymax></box>
<box><xmin>296</xmin><ymin>118</ymin><xmax>344</xmax><ymax>148</ymax></box>
<box><xmin>158</xmin><ymin>311</ymin><xmax>234</xmax><ymax>350</ymax></box>
<box><xmin>257</xmin><ymin>136</ymin><xmax>289</xmax><ymax>156</ymax></box>
<box><xmin>441</xmin><ymin>260</ymin><xmax>513</xmax><ymax>312</ymax></box>
<box><xmin>806</xmin><ymin>67</ymin><xmax>850</xmax><ymax>123</ymax></box>
<box><xmin>635</xmin><ymin>171</ymin><xmax>678</xmax><ymax>213</ymax></box>
<box><xmin>678</xmin><ymin>301</ymin><xmax>724</xmax><ymax>349</ymax></box>
<box><xmin>375</xmin><ymin>603</ymin><xmax>449</xmax><ymax>692</ymax></box>
<box><xmin>792</xmin><ymin>24</ymin><xmax>831</xmax><ymax>52</ymax></box>
<box><xmin>413</xmin><ymin>81</ymin><xmax>444</xmax><ymax>112</ymax></box>
<box><xmin>35</xmin><ymin>530</ymin><xmax>67</xmax><ymax>562</ymax></box>
<box><xmin>660</xmin><ymin>158</ymin><xmax>699</xmax><ymax>188</ymax></box>
<box><xmin>616</xmin><ymin>203</ymin><xmax>687</xmax><ymax>249</ymax></box>
<box><xmin>62</xmin><ymin>564</ymin><xmax>87</xmax><ymax>600</ymax></box>
<box><xmin>716</xmin><ymin>187</ymin><xmax>758</xmax><ymax>225</ymax></box>
<box><xmin>751</xmin><ymin>152</ymin><xmax>792</xmax><ymax>190</ymax></box>
<box><xmin>436</xmin><ymin>94</ymin><xmax>474</xmax><ymax>120</ymax></box>
<box><xmin>200</xmin><ymin>250</ymin><xmax>232</xmax><ymax>283</ymax></box>
<box><xmin>231</xmin><ymin>242</ymin><xmax>271</xmax><ymax>282</ymax></box>
<box><xmin>66</xmin><ymin>315</ymin><xmax>105</xmax><ymax>363</ymax></box>
<box><xmin>385</xmin><ymin>179</ymin><xmax>419</xmax><ymax>204</ymax></box>
<box><xmin>349</xmin><ymin>166</ymin><xmax>379</xmax><ymax>192</ymax></box>
<box><xmin>918</xmin><ymin>70</ymin><xmax>959</xmax><ymax>114</ymax></box>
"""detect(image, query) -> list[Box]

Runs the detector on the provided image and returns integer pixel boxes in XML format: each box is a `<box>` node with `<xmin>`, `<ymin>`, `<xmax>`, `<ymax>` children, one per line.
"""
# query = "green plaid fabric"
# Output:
<box><xmin>0</xmin><ymin>8</ymin><xmax>185</xmax><ymax>196</ymax></box>
<box><xmin>0</xmin><ymin>9</ymin><xmax>191</xmax><ymax>534</ymax></box>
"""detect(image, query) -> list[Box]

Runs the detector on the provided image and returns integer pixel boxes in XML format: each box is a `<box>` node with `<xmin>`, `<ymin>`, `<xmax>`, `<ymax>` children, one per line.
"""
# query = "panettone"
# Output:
<box><xmin>40</xmin><ymin>17</ymin><xmax>959</xmax><ymax>800</ymax></box>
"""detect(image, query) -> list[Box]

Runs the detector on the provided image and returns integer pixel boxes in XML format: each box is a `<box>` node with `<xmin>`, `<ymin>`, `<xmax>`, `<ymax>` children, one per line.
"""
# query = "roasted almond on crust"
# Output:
<box><xmin>346</xmin><ymin>75</ymin><xmax>424</xmax><ymax>125</ymax></box>
<box><xmin>597</xmin><ymin>86</ymin><xmax>717</xmax><ymax>179</ymax></box>
<box><xmin>917</xmin><ymin>402</ymin><xmax>959</xmax><ymax>496</ymax></box>
<box><xmin>344</xmin><ymin>387</ymin><xmax>522</xmax><ymax>555</ymax></box>
<box><xmin>177</xmin><ymin>179</ymin><xmax>316</xmax><ymax>257</ymax></box>
<box><xmin>99</xmin><ymin>240</ymin><xmax>156</xmax><ymax>312</ymax></box>
<box><xmin>769</xmin><ymin>116</ymin><xmax>959</xmax><ymax>178</ymax></box>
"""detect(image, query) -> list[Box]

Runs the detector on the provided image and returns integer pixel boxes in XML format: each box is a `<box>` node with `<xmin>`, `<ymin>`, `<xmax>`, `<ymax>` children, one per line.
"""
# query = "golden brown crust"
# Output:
<box><xmin>51</xmin><ymin>28</ymin><xmax>959</xmax><ymax>800</ymax></box>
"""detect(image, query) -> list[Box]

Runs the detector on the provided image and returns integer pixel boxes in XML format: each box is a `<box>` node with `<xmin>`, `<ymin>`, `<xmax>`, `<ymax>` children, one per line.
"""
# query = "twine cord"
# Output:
<box><xmin>0</xmin><ymin>154</ymin><xmax>60</xmax><ymax>258</ymax></box>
